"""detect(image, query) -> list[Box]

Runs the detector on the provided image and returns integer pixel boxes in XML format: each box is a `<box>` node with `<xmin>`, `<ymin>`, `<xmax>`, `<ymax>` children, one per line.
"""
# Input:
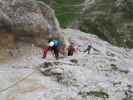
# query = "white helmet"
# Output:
<box><xmin>49</xmin><ymin>41</ymin><xmax>54</xmax><ymax>47</ymax></box>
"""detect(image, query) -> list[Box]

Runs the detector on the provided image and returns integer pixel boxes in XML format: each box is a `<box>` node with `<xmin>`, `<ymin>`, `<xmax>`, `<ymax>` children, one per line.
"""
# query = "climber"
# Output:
<box><xmin>67</xmin><ymin>42</ymin><xmax>76</xmax><ymax>56</ymax></box>
<box><xmin>84</xmin><ymin>45</ymin><xmax>99</xmax><ymax>54</ymax></box>
<box><xmin>42</xmin><ymin>39</ymin><xmax>63</xmax><ymax>59</ymax></box>
<box><xmin>84</xmin><ymin>45</ymin><xmax>92</xmax><ymax>54</ymax></box>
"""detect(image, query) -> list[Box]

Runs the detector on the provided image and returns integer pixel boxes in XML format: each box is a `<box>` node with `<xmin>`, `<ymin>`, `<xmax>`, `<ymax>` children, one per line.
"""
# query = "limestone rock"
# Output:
<box><xmin>0</xmin><ymin>0</ymin><xmax>61</xmax><ymax>47</ymax></box>
<box><xmin>0</xmin><ymin>29</ymin><xmax>133</xmax><ymax>100</ymax></box>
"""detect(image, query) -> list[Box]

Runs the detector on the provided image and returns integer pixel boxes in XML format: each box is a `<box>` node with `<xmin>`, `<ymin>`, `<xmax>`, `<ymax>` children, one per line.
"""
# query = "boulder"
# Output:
<box><xmin>0</xmin><ymin>0</ymin><xmax>62</xmax><ymax>47</ymax></box>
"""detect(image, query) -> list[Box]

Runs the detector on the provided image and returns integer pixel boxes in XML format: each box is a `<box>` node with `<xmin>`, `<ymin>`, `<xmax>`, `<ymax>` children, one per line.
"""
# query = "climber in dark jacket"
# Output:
<box><xmin>42</xmin><ymin>39</ymin><xmax>63</xmax><ymax>59</ymax></box>
<box><xmin>84</xmin><ymin>44</ymin><xmax>100</xmax><ymax>54</ymax></box>
<box><xmin>84</xmin><ymin>45</ymin><xmax>92</xmax><ymax>54</ymax></box>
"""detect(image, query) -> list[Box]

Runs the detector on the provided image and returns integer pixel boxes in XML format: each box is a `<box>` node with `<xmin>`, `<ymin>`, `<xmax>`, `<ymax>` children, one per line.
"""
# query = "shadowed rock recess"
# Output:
<box><xmin>0</xmin><ymin>0</ymin><xmax>62</xmax><ymax>48</ymax></box>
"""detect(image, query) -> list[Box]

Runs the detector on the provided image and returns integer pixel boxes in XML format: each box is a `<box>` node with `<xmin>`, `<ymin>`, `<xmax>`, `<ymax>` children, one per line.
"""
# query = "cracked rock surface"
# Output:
<box><xmin>0</xmin><ymin>29</ymin><xmax>133</xmax><ymax>100</ymax></box>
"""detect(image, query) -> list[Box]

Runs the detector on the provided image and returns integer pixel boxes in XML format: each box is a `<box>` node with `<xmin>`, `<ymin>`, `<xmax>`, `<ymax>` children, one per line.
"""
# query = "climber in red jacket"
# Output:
<box><xmin>42</xmin><ymin>39</ymin><xmax>63</xmax><ymax>59</ymax></box>
<box><xmin>67</xmin><ymin>42</ymin><xmax>76</xmax><ymax>56</ymax></box>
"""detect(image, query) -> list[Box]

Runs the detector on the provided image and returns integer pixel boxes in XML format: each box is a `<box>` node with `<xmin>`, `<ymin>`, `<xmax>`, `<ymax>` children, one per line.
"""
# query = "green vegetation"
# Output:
<box><xmin>79</xmin><ymin>90</ymin><xmax>109</xmax><ymax>99</ymax></box>
<box><xmin>87</xmin><ymin>91</ymin><xmax>109</xmax><ymax>98</ymax></box>
<box><xmin>79</xmin><ymin>0</ymin><xmax>133</xmax><ymax>48</ymax></box>
<box><xmin>39</xmin><ymin>0</ymin><xmax>133</xmax><ymax>48</ymax></box>
<box><xmin>40</xmin><ymin>0</ymin><xmax>83</xmax><ymax>27</ymax></box>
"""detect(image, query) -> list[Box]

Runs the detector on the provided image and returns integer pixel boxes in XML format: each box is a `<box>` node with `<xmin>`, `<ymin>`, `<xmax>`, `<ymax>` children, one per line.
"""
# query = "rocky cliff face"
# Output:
<box><xmin>1</xmin><ymin>0</ymin><xmax>133</xmax><ymax>100</ymax></box>
<box><xmin>0</xmin><ymin>0</ymin><xmax>61</xmax><ymax>48</ymax></box>
<box><xmin>0</xmin><ymin>29</ymin><xmax>133</xmax><ymax>100</ymax></box>
<box><xmin>76</xmin><ymin>0</ymin><xmax>133</xmax><ymax>48</ymax></box>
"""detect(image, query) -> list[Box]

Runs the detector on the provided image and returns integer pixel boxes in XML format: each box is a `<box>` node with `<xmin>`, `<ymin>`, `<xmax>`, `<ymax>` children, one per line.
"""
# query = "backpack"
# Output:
<box><xmin>52</xmin><ymin>40</ymin><xmax>63</xmax><ymax>47</ymax></box>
